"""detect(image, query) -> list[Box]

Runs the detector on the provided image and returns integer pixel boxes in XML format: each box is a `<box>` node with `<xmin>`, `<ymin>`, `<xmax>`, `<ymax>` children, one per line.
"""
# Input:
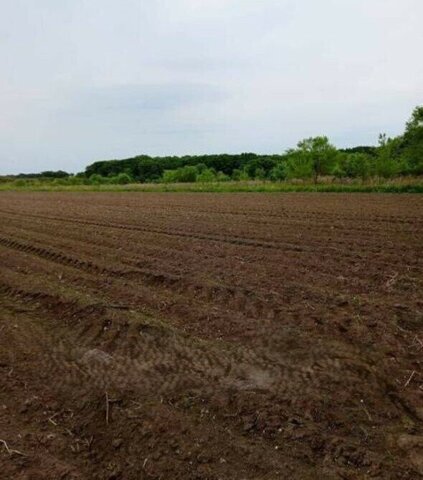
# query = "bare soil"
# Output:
<box><xmin>0</xmin><ymin>192</ymin><xmax>422</xmax><ymax>479</ymax></box>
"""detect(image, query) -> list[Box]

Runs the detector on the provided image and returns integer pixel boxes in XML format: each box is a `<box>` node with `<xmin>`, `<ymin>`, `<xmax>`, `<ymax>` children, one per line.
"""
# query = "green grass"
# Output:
<box><xmin>1</xmin><ymin>179</ymin><xmax>422</xmax><ymax>193</ymax></box>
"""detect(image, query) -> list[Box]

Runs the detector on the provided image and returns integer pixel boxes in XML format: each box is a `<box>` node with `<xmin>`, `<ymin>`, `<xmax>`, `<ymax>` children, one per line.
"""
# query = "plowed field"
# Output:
<box><xmin>0</xmin><ymin>192</ymin><xmax>422</xmax><ymax>479</ymax></box>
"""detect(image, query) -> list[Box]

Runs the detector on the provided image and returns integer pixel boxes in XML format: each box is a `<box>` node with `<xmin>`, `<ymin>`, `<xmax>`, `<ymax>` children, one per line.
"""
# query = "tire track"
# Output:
<box><xmin>1</xmin><ymin>209</ymin><xmax>420</xmax><ymax>266</ymax></box>
<box><xmin>0</xmin><ymin>234</ymin><xmax>282</xmax><ymax>320</ymax></box>
<box><xmin>0</xmin><ymin>209</ymin><xmax>301</xmax><ymax>252</ymax></box>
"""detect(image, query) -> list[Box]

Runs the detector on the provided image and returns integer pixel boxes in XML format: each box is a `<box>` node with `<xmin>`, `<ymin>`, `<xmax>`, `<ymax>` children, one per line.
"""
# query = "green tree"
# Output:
<box><xmin>231</xmin><ymin>169</ymin><xmax>242</xmax><ymax>181</ymax></box>
<box><xmin>110</xmin><ymin>173</ymin><xmax>133</xmax><ymax>184</ymax></box>
<box><xmin>162</xmin><ymin>166</ymin><xmax>198</xmax><ymax>183</ymax></box>
<box><xmin>162</xmin><ymin>170</ymin><xmax>178</xmax><ymax>183</ymax></box>
<box><xmin>285</xmin><ymin>136</ymin><xmax>338</xmax><ymax>182</ymax></box>
<box><xmin>197</xmin><ymin>168</ymin><xmax>216</xmax><ymax>182</ymax></box>
<box><xmin>269</xmin><ymin>163</ymin><xmax>287</xmax><ymax>181</ymax></box>
<box><xmin>244</xmin><ymin>157</ymin><xmax>276</xmax><ymax>179</ymax></box>
<box><xmin>195</xmin><ymin>163</ymin><xmax>208</xmax><ymax>174</ymax></box>
<box><xmin>375</xmin><ymin>134</ymin><xmax>401</xmax><ymax>178</ymax></box>
<box><xmin>88</xmin><ymin>174</ymin><xmax>109</xmax><ymax>185</ymax></box>
<box><xmin>285</xmin><ymin>149</ymin><xmax>313</xmax><ymax>179</ymax></box>
<box><xmin>231</xmin><ymin>169</ymin><xmax>250</xmax><ymax>181</ymax></box>
<box><xmin>401</xmin><ymin>106</ymin><xmax>423</xmax><ymax>174</ymax></box>
<box><xmin>177</xmin><ymin>166</ymin><xmax>198</xmax><ymax>182</ymax></box>
<box><xmin>216</xmin><ymin>171</ymin><xmax>230</xmax><ymax>182</ymax></box>
<box><xmin>333</xmin><ymin>153</ymin><xmax>371</xmax><ymax>180</ymax></box>
<box><xmin>254</xmin><ymin>167</ymin><xmax>266</xmax><ymax>180</ymax></box>
<box><xmin>296</xmin><ymin>136</ymin><xmax>338</xmax><ymax>183</ymax></box>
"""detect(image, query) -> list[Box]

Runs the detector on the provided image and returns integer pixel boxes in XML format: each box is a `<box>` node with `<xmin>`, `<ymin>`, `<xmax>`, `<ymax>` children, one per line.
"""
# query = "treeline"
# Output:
<box><xmin>13</xmin><ymin>170</ymin><xmax>70</xmax><ymax>179</ymax></box>
<box><xmin>4</xmin><ymin>105</ymin><xmax>422</xmax><ymax>185</ymax></box>
<box><xmin>84</xmin><ymin>153</ymin><xmax>282</xmax><ymax>183</ymax></box>
<box><xmin>81</xmin><ymin>106</ymin><xmax>422</xmax><ymax>184</ymax></box>
<box><xmin>0</xmin><ymin>170</ymin><xmax>70</xmax><ymax>181</ymax></box>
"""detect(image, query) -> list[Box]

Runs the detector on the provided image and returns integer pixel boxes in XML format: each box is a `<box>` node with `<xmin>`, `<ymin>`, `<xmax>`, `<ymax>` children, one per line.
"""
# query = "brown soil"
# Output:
<box><xmin>0</xmin><ymin>192</ymin><xmax>422</xmax><ymax>479</ymax></box>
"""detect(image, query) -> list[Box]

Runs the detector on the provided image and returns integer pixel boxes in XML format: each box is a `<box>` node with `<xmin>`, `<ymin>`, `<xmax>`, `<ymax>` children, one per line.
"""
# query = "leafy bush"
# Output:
<box><xmin>216</xmin><ymin>171</ymin><xmax>231</xmax><ymax>182</ymax></box>
<box><xmin>299</xmin><ymin>137</ymin><xmax>337</xmax><ymax>182</ymax></box>
<box><xmin>397</xmin><ymin>106</ymin><xmax>423</xmax><ymax>175</ymax></box>
<box><xmin>254</xmin><ymin>167</ymin><xmax>266</xmax><ymax>180</ymax></box>
<box><xmin>162</xmin><ymin>165</ymin><xmax>198</xmax><ymax>183</ymax></box>
<box><xmin>66</xmin><ymin>176</ymin><xmax>84</xmax><ymax>185</ymax></box>
<box><xmin>243</xmin><ymin>158</ymin><xmax>276</xmax><ymax>179</ymax></box>
<box><xmin>285</xmin><ymin>150</ymin><xmax>313</xmax><ymax>179</ymax></box>
<box><xmin>375</xmin><ymin>135</ymin><xmax>402</xmax><ymax>178</ymax></box>
<box><xmin>88</xmin><ymin>174</ymin><xmax>110</xmax><ymax>185</ymax></box>
<box><xmin>110</xmin><ymin>173</ymin><xmax>133</xmax><ymax>184</ymax></box>
<box><xmin>197</xmin><ymin>168</ymin><xmax>216</xmax><ymax>182</ymax></box>
<box><xmin>162</xmin><ymin>170</ymin><xmax>179</xmax><ymax>183</ymax></box>
<box><xmin>52</xmin><ymin>178</ymin><xmax>69</xmax><ymax>186</ymax></box>
<box><xmin>196</xmin><ymin>163</ymin><xmax>208</xmax><ymax>174</ymax></box>
<box><xmin>269</xmin><ymin>163</ymin><xmax>287</xmax><ymax>181</ymax></box>
<box><xmin>334</xmin><ymin>153</ymin><xmax>372</xmax><ymax>180</ymax></box>
<box><xmin>13</xmin><ymin>179</ymin><xmax>28</xmax><ymax>187</ymax></box>
<box><xmin>231</xmin><ymin>169</ymin><xmax>249</xmax><ymax>181</ymax></box>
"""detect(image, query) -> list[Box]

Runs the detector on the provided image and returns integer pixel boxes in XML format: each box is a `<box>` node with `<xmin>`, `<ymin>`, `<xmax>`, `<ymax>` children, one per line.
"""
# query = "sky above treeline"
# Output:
<box><xmin>1</xmin><ymin>0</ymin><xmax>422</xmax><ymax>174</ymax></box>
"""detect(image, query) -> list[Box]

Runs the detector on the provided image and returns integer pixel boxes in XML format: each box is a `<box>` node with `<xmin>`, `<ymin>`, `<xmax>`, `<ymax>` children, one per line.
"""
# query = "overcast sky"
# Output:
<box><xmin>1</xmin><ymin>0</ymin><xmax>422</xmax><ymax>174</ymax></box>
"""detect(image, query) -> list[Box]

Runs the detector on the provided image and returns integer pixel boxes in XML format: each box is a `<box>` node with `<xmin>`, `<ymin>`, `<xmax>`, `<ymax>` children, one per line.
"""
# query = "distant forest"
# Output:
<box><xmin>4</xmin><ymin>105</ymin><xmax>422</xmax><ymax>185</ymax></box>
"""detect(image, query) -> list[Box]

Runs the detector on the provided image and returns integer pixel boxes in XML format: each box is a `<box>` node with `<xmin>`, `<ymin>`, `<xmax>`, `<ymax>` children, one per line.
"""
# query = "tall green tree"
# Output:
<box><xmin>334</xmin><ymin>152</ymin><xmax>371</xmax><ymax>180</ymax></box>
<box><xmin>286</xmin><ymin>136</ymin><xmax>338</xmax><ymax>182</ymax></box>
<box><xmin>375</xmin><ymin>134</ymin><xmax>402</xmax><ymax>178</ymax></box>
<box><xmin>400</xmin><ymin>106</ymin><xmax>423</xmax><ymax>174</ymax></box>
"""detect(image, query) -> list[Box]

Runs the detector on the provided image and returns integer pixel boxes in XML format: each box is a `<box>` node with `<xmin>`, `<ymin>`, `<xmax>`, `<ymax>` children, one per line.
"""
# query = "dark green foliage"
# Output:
<box><xmin>339</xmin><ymin>146</ymin><xmax>378</xmax><ymax>157</ymax></box>
<box><xmin>110</xmin><ymin>173</ymin><xmax>133</xmax><ymax>184</ymax></box>
<box><xmin>399</xmin><ymin>106</ymin><xmax>423</xmax><ymax>174</ymax></box>
<box><xmin>231</xmin><ymin>169</ymin><xmax>249</xmax><ymax>181</ymax></box>
<box><xmin>298</xmin><ymin>136</ymin><xmax>338</xmax><ymax>182</ymax></box>
<box><xmin>284</xmin><ymin>150</ymin><xmax>313</xmax><ymax>179</ymax></box>
<box><xmin>88</xmin><ymin>174</ymin><xmax>109</xmax><ymax>185</ymax></box>
<box><xmin>14</xmin><ymin>170</ymin><xmax>70</xmax><ymax>179</ymax></box>
<box><xmin>243</xmin><ymin>157</ymin><xmax>277</xmax><ymax>179</ymax></box>
<box><xmin>375</xmin><ymin>134</ymin><xmax>403</xmax><ymax>178</ymax></box>
<box><xmin>216</xmin><ymin>171</ymin><xmax>231</xmax><ymax>182</ymax></box>
<box><xmin>269</xmin><ymin>163</ymin><xmax>287</xmax><ymax>181</ymax></box>
<box><xmin>197</xmin><ymin>168</ymin><xmax>217</xmax><ymax>182</ymax></box>
<box><xmin>84</xmin><ymin>153</ymin><xmax>281</xmax><ymax>183</ymax></box>
<box><xmin>162</xmin><ymin>165</ymin><xmax>199</xmax><ymax>183</ymax></box>
<box><xmin>281</xmin><ymin>136</ymin><xmax>339</xmax><ymax>182</ymax></box>
<box><xmin>334</xmin><ymin>153</ymin><xmax>372</xmax><ymax>179</ymax></box>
